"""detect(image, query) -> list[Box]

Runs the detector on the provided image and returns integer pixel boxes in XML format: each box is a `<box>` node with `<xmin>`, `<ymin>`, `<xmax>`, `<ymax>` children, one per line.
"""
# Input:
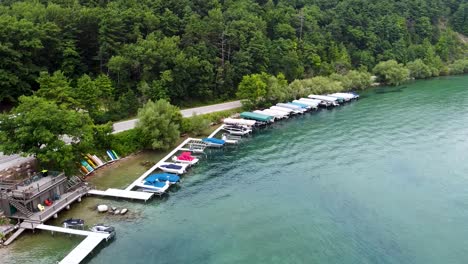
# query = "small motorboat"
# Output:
<box><xmin>202</xmin><ymin>137</ymin><xmax>225</xmax><ymax>147</ymax></box>
<box><xmin>223</xmin><ymin>125</ymin><xmax>252</xmax><ymax>136</ymax></box>
<box><xmin>158</xmin><ymin>162</ymin><xmax>189</xmax><ymax>174</ymax></box>
<box><xmin>146</xmin><ymin>173</ymin><xmax>180</xmax><ymax>184</ymax></box>
<box><xmin>63</xmin><ymin>218</ymin><xmax>84</xmax><ymax>229</ymax></box>
<box><xmin>136</xmin><ymin>180</ymin><xmax>170</xmax><ymax>194</ymax></box>
<box><xmin>172</xmin><ymin>152</ymin><xmax>199</xmax><ymax>165</ymax></box>
<box><xmin>90</xmin><ymin>224</ymin><xmax>116</xmax><ymax>240</ymax></box>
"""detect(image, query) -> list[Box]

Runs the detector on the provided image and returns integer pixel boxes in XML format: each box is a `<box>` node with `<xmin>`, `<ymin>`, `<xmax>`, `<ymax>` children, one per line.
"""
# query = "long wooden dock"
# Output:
<box><xmin>87</xmin><ymin>188</ymin><xmax>153</xmax><ymax>201</ymax></box>
<box><xmin>125</xmin><ymin>137</ymin><xmax>196</xmax><ymax>191</ymax></box>
<box><xmin>34</xmin><ymin>224</ymin><xmax>111</xmax><ymax>264</ymax></box>
<box><xmin>208</xmin><ymin>124</ymin><xmax>225</xmax><ymax>138</ymax></box>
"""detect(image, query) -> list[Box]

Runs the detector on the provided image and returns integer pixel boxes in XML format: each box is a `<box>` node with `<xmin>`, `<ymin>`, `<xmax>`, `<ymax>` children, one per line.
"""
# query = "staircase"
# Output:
<box><xmin>67</xmin><ymin>175</ymin><xmax>84</xmax><ymax>190</ymax></box>
<box><xmin>8</xmin><ymin>198</ymin><xmax>33</xmax><ymax>218</ymax></box>
<box><xmin>3</xmin><ymin>228</ymin><xmax>26</xmax><ymax>246</ymax></box>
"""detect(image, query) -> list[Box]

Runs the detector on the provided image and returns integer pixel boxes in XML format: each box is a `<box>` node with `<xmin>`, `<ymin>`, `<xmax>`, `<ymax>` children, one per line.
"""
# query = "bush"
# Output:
<box><xmin>373</xmin><ymin>60</ymin><xmax>410</xmax><ymax>86</ymax></box>
<box><xmin>332</xmin><ymin>70</ymin><xmax>372</xmax><ymax>90</ymax></box>
<box><xmin>181</xmin><ymin>114</ymin><xmax>210</xmax><ymax>136</ymax></box>
<box><xmin>448</xmin><ymin>59</ymin><xmax>468</xmax><ymax>75</ymax></box>
<box><xmin>136</xmin><ymin>99</ymin><xmax>182</xmax><ymax>150</ymax></box>
<box><xmin>110</xmin><ymin>128</ymin><xmax>145</xmax><ymax>156</ymax></box>
<box><xmin>301</xmin><ymin>76</ymin><xmax>344</xmax><ymax>94</ymax></box>
<box><xmin>406</xmin><ymin>59</ymin><xmax>432</xmax><ymax>79</ymax></box>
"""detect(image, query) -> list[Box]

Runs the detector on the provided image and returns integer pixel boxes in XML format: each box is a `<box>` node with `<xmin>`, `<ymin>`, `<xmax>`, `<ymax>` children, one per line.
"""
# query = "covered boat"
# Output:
<box><xmin>253</xmin><ymin>110</ymin><xmax>278</xmax><ymax>121</ymax></box>
<box><xmin>276</xmin><ymin>103</ymin><xmax>307</xmax><ymax>113</ymax></box>
<box><xmin>328</xmin><ymin>92</ymin><xmax>359</xmax><ymax>100</ymax></box>
<box><xmin>202</xmin><ymin>137</ymin><xmax>225</xmax><ymax>147</ymax></box>
<box><xmin>261</xmin><ymin>109</ymin><xmax>289</xmax><ymax>119</ymax></box>
<box><xmin>270</xmin><ymin>106</ymin><xmax>297</xmax><ymax>116</ymax></box>
<box><xmin>146</xmin><ymin>173</ymin><xmax>180</xmax><ymax>184</ymax></box>
<box><xmin>308</xmin><ymin>95</ymin><xmax>341</xmax><ymax>105</ymax></box>
<box><xmin>136</xmin><ymin>177</ymin><xmax>170</xmax><ymax>193</ymax></box>
<box><xmin>240</xmin><ymin>112</ymin><xmax>274</xmax><ymax>122</ymax></box>
<box><xmin>289</xmin><ymin>101</ymin><xmax>315</xmax><ymax>110</ymax></box>
<box><xmin>293</xmin><ymin>99</ymin><xmax>319</xmax><ymax>109</ymax></box>
<box><xmin>172</xmin><ymin>151</ymin><xmax>199</xmax><ymax>165</ymax></box>
<box><xmin>91</xmin><ymin>224</ymin><xmax>116</xmax><ymax>239</ymax></box>
<box><xmin>158</xmin><ymin>162</ymin><xmax>189</xmax><ymax>174</ymax></box>
<box><xmin>223</xmin><ymin>118</ymin><xmax>256</xmax><ymax>127</ymax></box>
<box><xmin>63</xmin><ymin>218</ymin><xmax>84</xmax><ymax>229</ymax></box>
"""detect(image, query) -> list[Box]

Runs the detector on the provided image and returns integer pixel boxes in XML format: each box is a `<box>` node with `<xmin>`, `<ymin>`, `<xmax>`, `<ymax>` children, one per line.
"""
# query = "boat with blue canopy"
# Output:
<box><xmin>202</xmin><ymin>137</ymin><xmax>225</xmax><ymax>147</ymax></box>
<box><xmin>157</xmin><ymin>162</ymin><xmax>189</xmax><ymax>174</ymax></box>
<box><xmin>146</xmin><ymin>173</ymin><xmax>180</xmax><ymax>184</ymax></box>
<box><xmin>240</xmin><ymin>112</ymin><xmax>274</xmax><ymax>122</ymax></box>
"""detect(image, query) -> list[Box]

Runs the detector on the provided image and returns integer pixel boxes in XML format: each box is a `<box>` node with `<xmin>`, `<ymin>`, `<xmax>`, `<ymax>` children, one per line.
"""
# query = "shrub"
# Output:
<box><xmin>448</xmin><ymin>59</ymin><xmax>468</xmax><ymax>75</ymax></box>
<box><xmin>373</xmin><ymin>60</ymin><xmax>410</xmax><ymax>86</ymax></box>
<box><xmin>181</xmin><ymin>114</ymin><xmax>210</xmax><ymax>136</ymax></box>
<box><xmin>110</xmin><ymin>128</ymin><xmax>145</xmax><ymax>156</ymax></box>
<box><xmin>406</xmin><ymin>59</ymin><xmax>432</xmax><ymax>79</ymax></box>
<box><xmin>136</xmin><ymin>99</ymin><xmax>182</xmax><ymax>150</ymax></box>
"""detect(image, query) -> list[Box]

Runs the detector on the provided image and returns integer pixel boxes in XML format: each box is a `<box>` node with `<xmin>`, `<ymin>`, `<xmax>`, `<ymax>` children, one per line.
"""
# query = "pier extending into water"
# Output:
<box><xmin>33</xmin><ymin>224</ymin><xmax>111</xmax><ymax>264</ymax></box>
<box><xmin>125</xmin><ymin>137</ymin><xmax>199</xmax><ymax>191</ymax></box>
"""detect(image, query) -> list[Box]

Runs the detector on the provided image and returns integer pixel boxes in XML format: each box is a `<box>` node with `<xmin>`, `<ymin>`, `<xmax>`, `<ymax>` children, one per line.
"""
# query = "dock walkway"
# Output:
<box><xmin>125</xmin><ymin>137</ymin><xmax>195</xmax><ymax>191</ymax></box>
<box><xmin>34</xmin><ymin>224</ymin><xmax>111</xmax><ymax>264</ymax></box>
<box><xmin>87</xmin><ymin>188</ymin><xmax>153</xmax><ymax>201</ymax></box>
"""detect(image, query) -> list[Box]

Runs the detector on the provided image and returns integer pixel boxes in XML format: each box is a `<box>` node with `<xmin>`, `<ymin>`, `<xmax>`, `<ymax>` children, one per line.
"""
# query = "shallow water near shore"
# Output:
<box><xmin>2</xmin><ymin>75</ymin><xmax>468</xmax><ymax>263</ymax></box>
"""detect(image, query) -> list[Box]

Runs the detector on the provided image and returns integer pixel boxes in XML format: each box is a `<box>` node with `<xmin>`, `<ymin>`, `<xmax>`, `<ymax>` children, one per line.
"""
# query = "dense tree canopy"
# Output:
<box><xmin>136</xmin><ymin>99</ymin><xmax>182</xmax><ymax>150</ymax></box>
<box><xmin>0</xmin><ymin>0</ymin><xmax>466</xmax><ymax>119</ymax></box>
<box><xmin>0</xmin><ymin>96</ymin><xmax>94</xmax><ymax>172</ymax></box>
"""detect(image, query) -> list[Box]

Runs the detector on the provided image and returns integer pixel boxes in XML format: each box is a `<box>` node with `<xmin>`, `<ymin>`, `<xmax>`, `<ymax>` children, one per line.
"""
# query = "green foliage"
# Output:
<box><xmin>36</xmin><ymin>71</ymin><xmax>77</xmax><ymax>108</ymax></box>
<box><xmin>110</xmin><ymin>128</ymin><xmax>145</xmax><ymax>157</ymax></box>
<box><xmin>448</xmin><ymin>59</ymin><xmax>468</xmax><ymax>75</ymax></box>
<box><xmin>331</xmin><ymin>70</ymin><xmax>372</xmax><ymax>90</ymax></box>
<box><xmin>136</xmin><ymin>99</ymin><xmax>182</xmax><ymax>150</ymax></box>
<box><xmin>406</xmin><ymin>59</ymin><xmax>433</xmax><ymax>79</ymax></box>
<box><xmin>236</xmin><ymin>73</ymin><xmax>267</xmax><ymax>109</ymax></box>
<box><xmin>373</xmin><ymin>60</ymin><xmax>410</xmax><ymax>86</ymax></box>
<box><xmin>181</xmin><ymin>114</ymin><xmax>211</xmax><ymax>136</ymax></box>
<box><xmin>0</xmin><ymin>96</ymin><xmax>94</xmax><ymax>173</ymax></box>
<box><xmin>0</xmin><ymin>0</ymin><xmax>466</xmax><ymax>113</ymax></box>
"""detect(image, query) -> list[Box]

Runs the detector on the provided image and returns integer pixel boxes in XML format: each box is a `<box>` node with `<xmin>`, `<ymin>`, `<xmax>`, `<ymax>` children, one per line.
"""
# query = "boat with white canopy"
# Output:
<box><xmin>261</xmin><ymin>109</ymin><xmax>289</xmax><ymax>119</ymax></box>
<box><xmin>293</xmin><ymin>99</ymin><xmax>319</xmax><ymax>109</ymax></box>
<box><xmin>328</xmin><ymin>92</ymin><xmax>359</xmax><ymax>100</ymax></box>
<box><xmin>308</xmin><ymin>95</ymin><xmax>340</xmax><ymax>106</ymax></box>
<box><xmin>270</xmin><ymin>106</ymin><xmax>296</xmax><ymax>115</ymax></box>
<box><xmin>223</xmin><ymin>118</ymin><xmax>256</xmax><ymax>127</ymax></box>
<box><xmin>276</xmin><ymin>103</ymin><xmax>306</xmax><ymax>114</ymax></box>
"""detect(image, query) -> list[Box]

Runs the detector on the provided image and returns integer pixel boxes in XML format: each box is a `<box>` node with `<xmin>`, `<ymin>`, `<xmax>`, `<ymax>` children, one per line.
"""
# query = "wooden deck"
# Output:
<box><xmin>87</xmin><ymin>188</ymin><xmax>153</xmax><ymax>201</ymax></box>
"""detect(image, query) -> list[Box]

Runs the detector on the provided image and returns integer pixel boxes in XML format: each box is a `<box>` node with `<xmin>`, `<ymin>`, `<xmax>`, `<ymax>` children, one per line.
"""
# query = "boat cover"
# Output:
<box><xmin>161</xmin><ymin>164</ymin><xmax>183</xmax><ymax>169</ymax></box>
<box><xmin>146</xmin><ymin>173</ymin><xmax>180</xmax><ymax>183</ymax></box>
<box><xmin>178</xmin><ymin>152</ymin><xmax>195</xmax><ymax>161</ymax></box>
<box><xmin>240</xmin><ymin>112</ymin><xmax>274</xmax><ymax>122</ymax></box>
<box><xmin>203</xmin><ymin>138</ymin><xmax>225</xmax><ymax>144</ymax></box>
<box><xmin>144</xmin><ymin>181</ymin><xmax>167</xmax><ymax>187</ymax></box>
<box><xmin>288</xmin><ymin>102</ymin><xmax>309</xmax><ymax>108</ymax></box>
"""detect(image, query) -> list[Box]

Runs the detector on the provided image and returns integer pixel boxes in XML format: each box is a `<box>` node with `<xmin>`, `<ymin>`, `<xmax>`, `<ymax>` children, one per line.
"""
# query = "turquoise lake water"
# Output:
<box><xmin>2</xmin><ymin>75</ymin><xmax>468</xmax><ymax>263</ymax></box>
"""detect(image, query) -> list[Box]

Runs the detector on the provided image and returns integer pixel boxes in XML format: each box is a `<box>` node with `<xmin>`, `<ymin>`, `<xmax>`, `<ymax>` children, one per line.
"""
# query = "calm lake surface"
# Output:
<box><xmin>2</xmin><ymin>75</ymin><xmax>468</xmax><ymax>264</ymax></box>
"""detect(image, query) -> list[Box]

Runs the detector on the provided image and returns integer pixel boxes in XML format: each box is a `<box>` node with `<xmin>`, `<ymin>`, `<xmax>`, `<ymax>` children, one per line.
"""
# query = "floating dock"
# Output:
<box><xmin>87</xmin><ymin>188</ymin><xmax>153</xmax><ymax>201</ymax></box>
<box><xmin>33</xmin><ymin>224</ymin><xmax>111</xmax><ymax>264</ymax></box>
<box><xmin>125</xmin><ymin>137</ymin><xmax>196</xmax><ymax>191</ymax></box>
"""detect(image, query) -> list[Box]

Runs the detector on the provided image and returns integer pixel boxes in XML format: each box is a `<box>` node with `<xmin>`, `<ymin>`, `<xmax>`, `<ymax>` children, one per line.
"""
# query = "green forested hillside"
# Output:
<box><xmin>0</xmin><ymin>0</ymin><xmax>466</xmax><ymax>115</ymax></box>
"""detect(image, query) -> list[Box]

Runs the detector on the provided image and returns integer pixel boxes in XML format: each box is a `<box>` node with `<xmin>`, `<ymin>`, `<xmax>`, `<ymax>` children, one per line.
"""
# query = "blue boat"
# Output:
<box><xmin>288</xmin><ymin>102</ymin><xmax>310</xmax><ymax>109</ymax></box>
<box><xmin>202</xmin><ymin>137</ymin><xmax>225</xmax><ymax>148</ymax></box>
<box><xmin>146</xmin><ymin>173</ymin><xmax>180</xmax><ymax>184</ymax></box>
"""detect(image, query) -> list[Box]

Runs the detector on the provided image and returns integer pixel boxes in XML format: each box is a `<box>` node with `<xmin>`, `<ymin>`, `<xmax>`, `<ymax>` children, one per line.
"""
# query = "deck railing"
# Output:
<box><xmin>36</xmin><ymin>185</ymin><xmax>89</xmax><ymax>222</ymax></box>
